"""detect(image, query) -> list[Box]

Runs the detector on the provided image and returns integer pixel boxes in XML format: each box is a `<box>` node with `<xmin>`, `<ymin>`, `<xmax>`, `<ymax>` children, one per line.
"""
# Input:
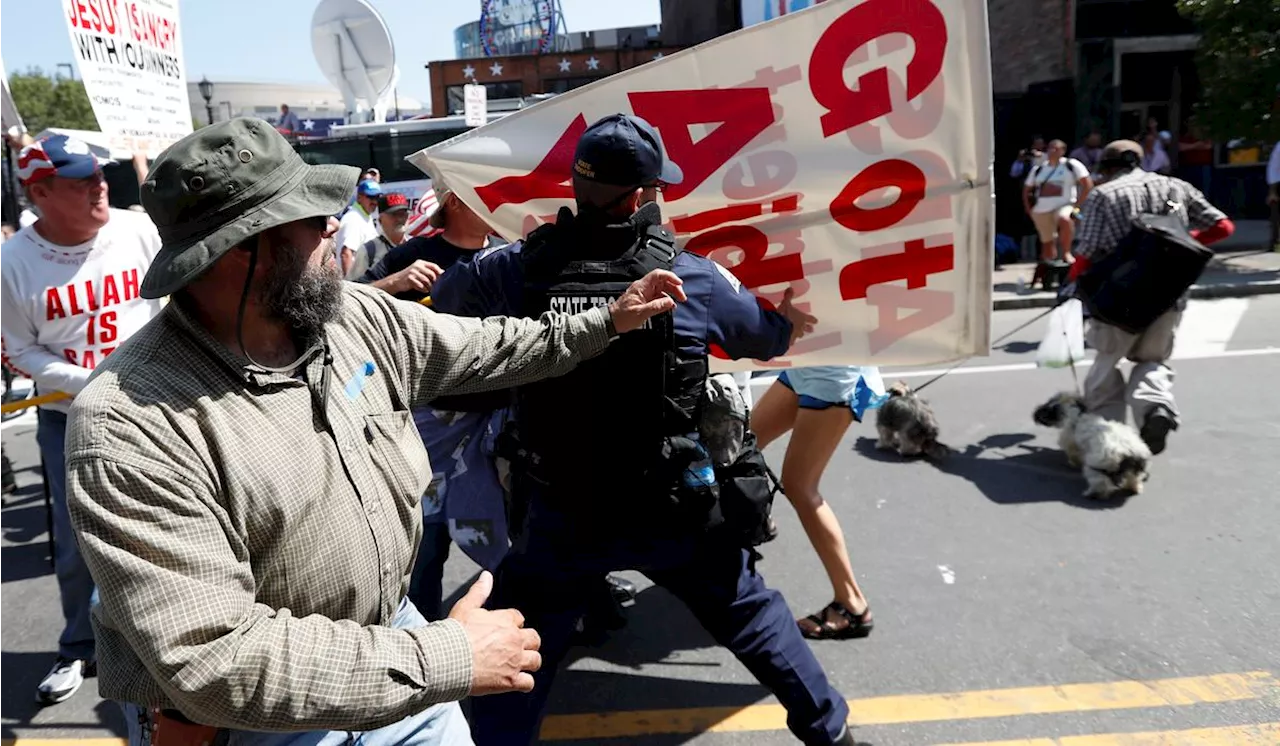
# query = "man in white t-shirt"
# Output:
<box><xmin>334</xmin><ymin>178</ymin><xmax>381</xmax><ymax>277</ymax></box>
<box><xmin>0</xmin><ymin>134</ymin><xmax>164</xmax><ymax>706</ymax></box>
<box><xmin>1023</xmin><ymin>139</ymin><xmax>1093</xmax><ymax>263</ymax></box>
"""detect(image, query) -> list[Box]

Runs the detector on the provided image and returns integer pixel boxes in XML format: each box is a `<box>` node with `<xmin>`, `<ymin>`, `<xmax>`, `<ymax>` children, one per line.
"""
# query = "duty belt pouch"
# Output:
<box><xmin>717</xmin><ymin>432</ymin><xmax>781</xmax><ymax>547</ymax></box>
<box><xmin>1077</xmin><ymin>191</ymin><xmax>1212</xmax><ymax>334</ymax></box>
<box><xmin>659</xmin><ymin>435</ymin><xmax>723</xmax><ymax>529</ymax></box>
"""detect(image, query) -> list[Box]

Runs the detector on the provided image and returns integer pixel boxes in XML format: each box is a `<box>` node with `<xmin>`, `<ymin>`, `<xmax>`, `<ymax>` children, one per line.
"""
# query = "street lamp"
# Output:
<box><xmin>56</xmin><ymin>63</ymin><xmax>75</xmax><ymax>80</ymax></box>
<box><xmin>198</xmin><ymin>76</ymin><xmax>215</xmax><ymax>126</ymax></box>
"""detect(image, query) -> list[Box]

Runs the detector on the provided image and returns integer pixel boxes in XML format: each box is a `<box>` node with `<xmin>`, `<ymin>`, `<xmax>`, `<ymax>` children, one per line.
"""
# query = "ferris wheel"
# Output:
<box><xmin>478</xmin><ymin>0</ymin><xmax>567</xmax><ymax>57</ymax></box>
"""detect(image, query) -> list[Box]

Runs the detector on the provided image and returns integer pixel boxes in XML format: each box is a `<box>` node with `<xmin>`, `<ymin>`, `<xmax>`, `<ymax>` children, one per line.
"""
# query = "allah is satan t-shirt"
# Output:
<box><xmin>1</xmin><ymin>208</ymin><xmax>164</xmax><ymax>414</ymax></box>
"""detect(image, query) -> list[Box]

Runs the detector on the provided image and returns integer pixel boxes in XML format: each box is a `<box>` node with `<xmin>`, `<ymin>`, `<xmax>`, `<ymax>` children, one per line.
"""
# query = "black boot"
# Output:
<box><xmin>571</xmin><ymin>575</ymin><xmax>632</xmax><ymax>647</ymax></box>
<box><xmin>1140</xmin><ymin>407</ymin><xmax>1178</xmax><ymax>455</ymax></box>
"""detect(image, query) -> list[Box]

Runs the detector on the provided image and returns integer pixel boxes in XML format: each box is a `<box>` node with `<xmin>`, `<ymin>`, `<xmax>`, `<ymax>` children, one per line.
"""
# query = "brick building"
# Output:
<box><xmin>427</xmin><ymin>45</ymin><xmax>682</xmax><ymax>118</ymax></box>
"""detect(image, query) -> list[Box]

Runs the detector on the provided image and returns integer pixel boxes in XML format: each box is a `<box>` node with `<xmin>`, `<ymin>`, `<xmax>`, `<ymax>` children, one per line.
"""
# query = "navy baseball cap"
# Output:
<box><xmin>573</xmin><ymin>114</ymin><xmax>683</xmax><ymax>188</ymax></box>
<box><xmin>357</xmin><ymin>179</ymin><xmax>383</xmax><ymax>197</ymax></box>
<box><xmin>17</xmin><ymin>134</ymin><xmax>113</xmax><ymax>186</ymax></box>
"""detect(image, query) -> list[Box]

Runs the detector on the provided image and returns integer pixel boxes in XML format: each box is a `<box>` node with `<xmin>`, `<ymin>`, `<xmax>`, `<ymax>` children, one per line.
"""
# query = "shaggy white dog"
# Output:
<box><xmin>1033</xmin><ymin>392</ymin><xmax>1152</xmax><ymax>500</ymax></box>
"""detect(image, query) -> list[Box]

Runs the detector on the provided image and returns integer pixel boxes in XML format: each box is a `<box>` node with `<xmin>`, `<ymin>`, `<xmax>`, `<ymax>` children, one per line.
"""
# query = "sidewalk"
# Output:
<box><xmin>993</xmin><ymin>239</ymin><xmax>1280</xmax><ymax>311</ymax></box>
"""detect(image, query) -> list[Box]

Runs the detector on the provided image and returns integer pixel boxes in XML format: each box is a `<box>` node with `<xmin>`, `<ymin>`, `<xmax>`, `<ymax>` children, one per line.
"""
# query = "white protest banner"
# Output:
<box><xmin>62</xmin><ymin>0</ymin><xmax>193</xmax><ymax>158</ymax></box>
<box><xmin>0</xmin><ymin>58</ymin><xmax>23</xmax><ymax>135</ymax></box>
<box><xmin>409</xmin><ymin>0</ymin><xmax>994</xmax><ymax>370</ymax></box>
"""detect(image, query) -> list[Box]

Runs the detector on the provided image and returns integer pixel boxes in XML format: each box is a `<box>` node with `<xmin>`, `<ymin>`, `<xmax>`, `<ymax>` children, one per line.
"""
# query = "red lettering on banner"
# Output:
<box><xmin>808</xmin><ymin>0</ymin><xmax>947</xmax><ymax>137</ymax></box>
<box><xmin>46</xmin><ymin>289</ymin><xmax>67</xmax><ymax>321</ymax></box>
<box><xmin>64</xmin><ymin>349</ymin><xmax>77</xmax><ymax>365</ymax></box>
<box><xmin>82</xmin><ymin>349</ymin><xmax>97</xmax><ymax>369</ymax></box>
<box><xmin>686</xmin><ymin>225</ymin><xmax>804</xmax><ymax>290</ymax></box>
<box><xmin>475</xmin><ymin>114</ymin><xmax>587</xmax><ymax>212</ymax></box>
<box><xmin>101</xmin><ymin>346</ymin><xmax>117</xmax><ymax>358</ymax></box>
<box><xmin>846</xmin><ymin>73</ymin><xmax>946</xmax><ymax>154</ymax></box>
<box><xmin>723</xmin><ymin>151</ymin><xmax>798</xmax><ymax>202</ymax></box>
<box><xmin>829</xmin><ymin>159</ymin><xmax>927</xmax><ymax>232</ymax></box>
<box><xmin>628</xmin><ymin>88</ymin><xmax>776</xmax><ymax>202</ymax></box>
<box><xmin>671</xmin><ymin>195</ymin><xmax>799</xmax><ymax>235</ymax></box>
<box><xmin>839</xmin><ymin>238</ymin><xmax>954</xmax><ymax>301</ymax></box>
<box><xmin>866</xmin><ymin>285</ymin><xmax>954</xmax><ymax>354</ymax></box>
<box><xmin>893</xmin><ymin>150</ymin><xmax>954</xmax><ymax>228</ymax></box>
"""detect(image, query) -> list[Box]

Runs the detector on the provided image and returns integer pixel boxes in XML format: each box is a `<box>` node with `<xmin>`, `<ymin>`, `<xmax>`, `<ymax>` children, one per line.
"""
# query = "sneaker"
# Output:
<box><xmin>1140</xmin><ymin>409</ymin><xmax>1178</xmax><ymax>456</ymax></box>
<box><xmin>35</xmin><ymin>657</ymin><xmax>93</xmax><ymax>705</ymax></box>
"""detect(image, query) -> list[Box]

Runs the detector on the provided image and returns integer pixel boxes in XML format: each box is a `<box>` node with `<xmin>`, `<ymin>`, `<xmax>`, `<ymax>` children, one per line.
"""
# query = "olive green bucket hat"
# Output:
<box><xmin>138</xmin><ymin>117</ymin><xmax>360</xmax><ymax>299</ymax></box>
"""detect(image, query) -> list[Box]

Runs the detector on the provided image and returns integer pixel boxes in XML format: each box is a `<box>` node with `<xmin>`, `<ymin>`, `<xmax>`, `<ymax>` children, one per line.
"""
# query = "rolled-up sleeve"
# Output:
<box><xmin>67</xmin><ymin>450</ymin><xmax>473</xmax><ymax>732</ymax></box>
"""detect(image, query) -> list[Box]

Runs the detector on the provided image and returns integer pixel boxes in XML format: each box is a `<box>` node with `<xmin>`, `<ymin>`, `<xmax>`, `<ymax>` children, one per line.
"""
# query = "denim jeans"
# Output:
<box><xmin>120</xmin><ymin>599</ymin><xmax>472</xmax><ymax>745</ymax></box>
<box><xmin>37</xmin><ymin>409</ymin><xmax>97</xmax><ymax>661</ymax></box>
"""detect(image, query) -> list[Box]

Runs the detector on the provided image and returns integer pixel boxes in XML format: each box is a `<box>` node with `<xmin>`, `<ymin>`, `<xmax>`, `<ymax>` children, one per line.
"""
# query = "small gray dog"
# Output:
<box><xmin>1033</xmin><ymin>391</ymin><xmax>1151</xmax><ymax>500</ymax></box>
<box><xmin>876</xmin><ymin>381</ymin><xmax>948</xmax><ymax>460</ymax></box>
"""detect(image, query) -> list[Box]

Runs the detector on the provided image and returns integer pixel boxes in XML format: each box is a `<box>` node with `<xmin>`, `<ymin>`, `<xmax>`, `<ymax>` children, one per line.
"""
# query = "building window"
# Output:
<box><xmin>544</xmin><ymin>76</ymin><xmax>603</xmax><ymax>94</ymax></box>
<box><xmin>445</xmin><ymin>81</ymin><xmax>525</xmax><ymax>113</ymax></box>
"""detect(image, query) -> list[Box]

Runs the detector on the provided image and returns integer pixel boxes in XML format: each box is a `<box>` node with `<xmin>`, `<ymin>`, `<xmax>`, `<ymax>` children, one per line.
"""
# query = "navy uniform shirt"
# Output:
<box><xmin>357</xmin><ymin>234</ymin><xmax>501</xmax><ymax>302</ymax></box>
<box><xmin>432</xmin><ymin>238</ymin><xmax>793</xmax><ymax>362</ymax></box>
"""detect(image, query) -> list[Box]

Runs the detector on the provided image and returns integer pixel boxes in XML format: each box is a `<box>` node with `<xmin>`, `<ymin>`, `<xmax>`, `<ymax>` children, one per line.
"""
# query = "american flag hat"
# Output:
<box><xmin>404</xmin><ymin>187</ymin><xmax>442</xmax><ymax>238</ymax></box>
<box><xmin>18</xmin><ymin>134</ymin><xmax>113</xmax><ymax>186</ymax></box>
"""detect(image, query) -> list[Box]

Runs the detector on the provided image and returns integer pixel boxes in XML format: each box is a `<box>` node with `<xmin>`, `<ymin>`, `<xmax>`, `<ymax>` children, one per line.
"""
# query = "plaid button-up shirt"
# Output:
<box><xmin>65</xmin><ymin>283</ymin><xmax>612</xmax><ymax>732</ymax></box>
<box><xmin>1075</xmin><ymin>168</ymin><xmax>1226</xmax><ymax>261</ymax></box>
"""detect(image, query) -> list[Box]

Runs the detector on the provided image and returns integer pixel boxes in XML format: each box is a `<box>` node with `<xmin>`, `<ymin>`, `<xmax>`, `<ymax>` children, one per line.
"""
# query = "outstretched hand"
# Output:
<box><xmin>778</xmin><ymin>287</ymin><xmax>817</xmax><ymax>346</ymax></box>
<box><xmin>608</xmin><ymin>269</ymin><xmax>687</xmax><ymax>334</ymax></box>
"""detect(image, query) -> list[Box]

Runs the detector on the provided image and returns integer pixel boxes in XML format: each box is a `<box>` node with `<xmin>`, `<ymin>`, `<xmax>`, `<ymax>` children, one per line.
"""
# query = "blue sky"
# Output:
<box><xmin>1</xmin><ymin>0</ymin><xmax>660</xmax><ymax>105</ymax></box>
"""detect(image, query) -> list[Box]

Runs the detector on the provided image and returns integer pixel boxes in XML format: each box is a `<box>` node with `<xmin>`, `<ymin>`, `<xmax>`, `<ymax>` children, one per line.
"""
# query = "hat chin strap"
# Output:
<box><xmin>234</xmin><ymin>243</ymin><xmax>329</xmax><ymax>375</ymax></box>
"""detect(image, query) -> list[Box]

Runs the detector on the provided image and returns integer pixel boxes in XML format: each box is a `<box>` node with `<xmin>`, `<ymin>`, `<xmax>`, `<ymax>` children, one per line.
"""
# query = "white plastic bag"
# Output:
<box><xmin>1036</xmin><ymin>299</ymin><xmax>1085</xmax><ymax>369</ymax></box>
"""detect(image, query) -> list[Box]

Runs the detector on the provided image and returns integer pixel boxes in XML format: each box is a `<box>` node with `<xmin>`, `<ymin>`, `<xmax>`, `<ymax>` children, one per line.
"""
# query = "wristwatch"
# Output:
<box><xmin>604</xmin><ymin>308</ymin><xmax>620</xmax><ymax>340</ymax></box>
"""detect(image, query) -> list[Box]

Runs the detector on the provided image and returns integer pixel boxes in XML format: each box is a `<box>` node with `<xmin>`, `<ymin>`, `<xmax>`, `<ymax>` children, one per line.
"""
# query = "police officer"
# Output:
<box><xmin>431</xmin><ymin>114</ymin><xmax>857</xmax><ymax>746</ymax></box>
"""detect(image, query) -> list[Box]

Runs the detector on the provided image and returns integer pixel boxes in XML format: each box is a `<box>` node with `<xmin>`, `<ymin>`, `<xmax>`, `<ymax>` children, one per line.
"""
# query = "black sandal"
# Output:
<box><xmin>799</xmin><ymin>601</ymin><xmax>874</xmax><ymax>640</ymax></box>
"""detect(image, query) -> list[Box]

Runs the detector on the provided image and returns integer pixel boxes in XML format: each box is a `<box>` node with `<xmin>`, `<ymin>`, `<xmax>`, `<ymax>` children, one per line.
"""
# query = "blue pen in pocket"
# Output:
<box><xmin>344</xmin><ymin>361</ymin><xmax>376</xmax><ymax>400</ymax></box>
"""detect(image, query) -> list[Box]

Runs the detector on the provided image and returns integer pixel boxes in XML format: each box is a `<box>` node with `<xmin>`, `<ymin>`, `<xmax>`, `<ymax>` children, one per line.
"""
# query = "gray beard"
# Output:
<box><xmin>259</xmin><ymin>243</ymin><xmax>344</xmax><ymax>345</ymax></box>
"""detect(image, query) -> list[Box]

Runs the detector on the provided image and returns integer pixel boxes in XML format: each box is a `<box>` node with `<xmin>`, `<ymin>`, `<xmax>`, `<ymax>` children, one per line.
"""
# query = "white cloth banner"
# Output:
<box><xmin>409</xmin><ymin>0</ymin><xmax>994</xmax><ymax>370</ymax></box>
<box><xmin>61</xmin><ymin>0</ymin><xmax>193</xmax><ymax>158</ymax></box>
<box><xmin>2</xmin><ymin>58</ymin><xmax>26</xmax><ymax>135</ymax></box>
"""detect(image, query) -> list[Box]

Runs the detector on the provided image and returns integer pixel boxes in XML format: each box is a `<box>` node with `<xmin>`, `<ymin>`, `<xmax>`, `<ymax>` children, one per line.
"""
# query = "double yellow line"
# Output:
<box><xmin>537</xmin><ymin>671</ymin><xmax>1279</xmax><ymax>742</ymax></box>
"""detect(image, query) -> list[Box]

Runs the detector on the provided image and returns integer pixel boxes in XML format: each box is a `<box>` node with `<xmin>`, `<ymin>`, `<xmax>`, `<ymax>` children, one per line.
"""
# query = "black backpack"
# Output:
<box><xmin>1076</xmin><ymin>184</ymin><xmax>1212</xmax><ymax>334</ymax></box>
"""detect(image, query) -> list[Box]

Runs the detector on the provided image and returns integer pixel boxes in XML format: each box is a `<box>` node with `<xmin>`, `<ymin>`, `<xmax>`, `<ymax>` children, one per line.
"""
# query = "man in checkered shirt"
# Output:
<box><xmin>63</xmin><ymin>118</ymin><xmax>686</xmax><ymax>745</ymax></box>
<box><xmin>1069</xmin><ymin>139</ymin><xmax>1235</xmax><ymax>454</ymax></box>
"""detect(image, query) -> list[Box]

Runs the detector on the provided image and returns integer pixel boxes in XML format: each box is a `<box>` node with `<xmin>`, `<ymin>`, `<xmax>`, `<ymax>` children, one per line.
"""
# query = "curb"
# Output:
<box><xmin>993</xmin><ymin>280</ymin><xmax>1280</xmax><ymax>311</ymax></box>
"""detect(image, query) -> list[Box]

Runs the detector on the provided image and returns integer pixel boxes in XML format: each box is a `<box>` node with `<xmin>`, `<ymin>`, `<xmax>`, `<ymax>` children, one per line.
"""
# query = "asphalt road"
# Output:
<box><xmin>4</xmin><ymin>297</ymin><xmax>1279</xmax><ymax>744</ymax></box>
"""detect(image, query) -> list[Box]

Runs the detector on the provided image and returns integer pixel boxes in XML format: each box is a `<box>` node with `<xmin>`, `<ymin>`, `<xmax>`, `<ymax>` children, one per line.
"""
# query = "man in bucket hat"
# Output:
<box><xmin>62</xmin><ymin>117</ymin><xmax>686</xmax><ymax>745</ymax></box>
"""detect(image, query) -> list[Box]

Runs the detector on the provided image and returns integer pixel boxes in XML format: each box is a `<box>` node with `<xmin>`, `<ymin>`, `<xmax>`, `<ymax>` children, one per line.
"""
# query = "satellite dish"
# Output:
<box><xmin>311</xmin><ymin>0</ymin><xmax>396</xmax><ymax>124</ymax></box>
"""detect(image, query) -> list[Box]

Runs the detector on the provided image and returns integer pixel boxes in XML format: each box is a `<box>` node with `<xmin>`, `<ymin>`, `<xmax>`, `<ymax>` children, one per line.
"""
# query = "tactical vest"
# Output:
<box><xmin>512</xmin><ymin>207</ymin><xmax>708</xmax><ymax>509</ymax></box>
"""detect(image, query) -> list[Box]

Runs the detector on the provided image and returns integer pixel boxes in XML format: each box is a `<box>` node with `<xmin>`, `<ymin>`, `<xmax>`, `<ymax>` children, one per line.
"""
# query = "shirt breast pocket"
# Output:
<box><xmin>364</xmin><ymin>411</ymin><xmax>431</xmax><ymax>510</ymax></box>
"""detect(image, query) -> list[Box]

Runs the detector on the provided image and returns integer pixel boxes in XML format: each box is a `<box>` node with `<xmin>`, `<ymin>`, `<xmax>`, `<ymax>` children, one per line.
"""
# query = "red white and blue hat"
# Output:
<box><xmin>17</xmin><ymin>134</ymin><xmax>113</xmax><ymax>186</ymax></box>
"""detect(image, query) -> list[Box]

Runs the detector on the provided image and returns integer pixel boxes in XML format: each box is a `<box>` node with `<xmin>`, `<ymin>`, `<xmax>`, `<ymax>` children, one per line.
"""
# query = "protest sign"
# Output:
<box><xmin>0</xmin><ymin>58</ymin><xmax>23</xmax><ymax>135</ymax></box>
<box><xmin>409</xmin><ymin>0</ymin><xmax>994</xmax><ymax>370</ymax></box>
<box><xmin>62</xmin><ymin>0</ymin><xmax>193</xmax><ymax>158</ymax></box>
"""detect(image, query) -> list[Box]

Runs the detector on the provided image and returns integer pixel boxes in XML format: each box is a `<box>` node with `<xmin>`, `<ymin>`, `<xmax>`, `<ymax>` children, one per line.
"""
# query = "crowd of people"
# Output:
<box><xmin>0</xmin><ymin>110</ymin><xmax>1237</xmax><ymax>746</ymax></box>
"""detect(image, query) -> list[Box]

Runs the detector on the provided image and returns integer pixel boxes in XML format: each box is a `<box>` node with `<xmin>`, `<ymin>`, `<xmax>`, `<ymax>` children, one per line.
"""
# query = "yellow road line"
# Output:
<box><xmin>538</xmin><ymin>671</ymin><xmax>1277</xmax><ymax>741</ymax></box>
<box><xmin>936</xmin><ymin>721</ymin><xmax>1280</xmax><ymax>745</ymax></box>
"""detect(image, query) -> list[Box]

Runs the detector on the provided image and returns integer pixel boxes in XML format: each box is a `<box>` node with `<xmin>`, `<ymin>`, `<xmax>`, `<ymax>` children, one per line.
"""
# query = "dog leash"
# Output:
<box><xmin>912</xmin><ymin>305</ymin><xmax>1058</xmax><ymax>394</ymax></box>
